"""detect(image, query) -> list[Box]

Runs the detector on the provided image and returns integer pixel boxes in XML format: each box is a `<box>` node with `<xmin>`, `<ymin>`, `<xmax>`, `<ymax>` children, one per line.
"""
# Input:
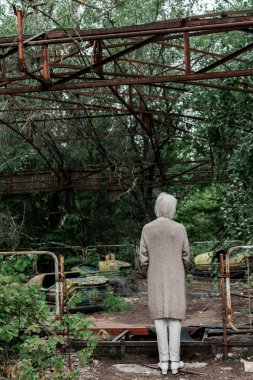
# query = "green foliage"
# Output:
<box><xmin>175</xmin><ymin>186</ymin><xmax>224</xmax><ymax>242</ymax></box>
<box><xmin>186</xmin><ymin>273</ymin><xmax>193</xmax><ymax>284</ymax></box>
<box><xmin>103</xmin><ymin>293</ymin><xmax>130</xmax><ymax>313</ymax></box>
<box><xmin>221</xmin><ymin>181</ymin><xmax>253</xmax><ymax>241</ymax></box>
<box><xmin>0</xmin><ymin>257</ymin><xmax>98</xmax><ymax>379</ymax></box>
<box><xmin>0</xmin><ymin>0</ymin><xmax>252</xmax><ymax>268</ymax></box>
<box><xmin>0</xmin><ymin>212</ymin><xmax>21</xmax><ymax>250</ymax></box>
<box><xmin>203</xmin><ymin>89</ymin><xmax>253</xmax><ymax>242</ymax></box>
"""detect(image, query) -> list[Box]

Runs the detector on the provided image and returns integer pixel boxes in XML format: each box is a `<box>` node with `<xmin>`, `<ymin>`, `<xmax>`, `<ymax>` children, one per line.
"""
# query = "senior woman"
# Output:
<box><xmin>140</xmin><ymin>192</ymin><xmax>190</xmax><ymax>375</ymax></box>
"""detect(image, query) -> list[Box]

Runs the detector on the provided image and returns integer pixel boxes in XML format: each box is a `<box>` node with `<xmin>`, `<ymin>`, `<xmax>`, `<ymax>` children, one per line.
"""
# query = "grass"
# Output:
<box><xmin>103</xmin><ymin>293</ymin><xmax>130</xmax><ymax>313</ymax></box>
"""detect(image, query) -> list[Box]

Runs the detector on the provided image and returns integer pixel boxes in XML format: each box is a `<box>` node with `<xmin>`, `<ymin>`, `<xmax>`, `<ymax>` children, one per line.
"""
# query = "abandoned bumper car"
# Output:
<box><xmin>193</xmin><ymin>245</ymin><xmax>253</xmax><ymax>278</ymax></box>
<box><xmin>28</xmin><ymin>258</ymin><xmax>136</xmax><ymax>311</ymax></box>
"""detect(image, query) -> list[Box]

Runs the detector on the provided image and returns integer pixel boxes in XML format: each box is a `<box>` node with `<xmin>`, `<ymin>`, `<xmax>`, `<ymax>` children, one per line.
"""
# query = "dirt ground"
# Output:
<box><xmin>89</xmin><ymin>277</ymin><xmax>251</xmax><ymax>327</ymax></box>
<box><xmin>77</xmin><ymin>356</ymin><xmax>253</xmax><ymax>380</ymax></box>
<box><xmin>78</xmin><ymin>277</ymin><xmax>253</xmax><ymax>380</ymax></box>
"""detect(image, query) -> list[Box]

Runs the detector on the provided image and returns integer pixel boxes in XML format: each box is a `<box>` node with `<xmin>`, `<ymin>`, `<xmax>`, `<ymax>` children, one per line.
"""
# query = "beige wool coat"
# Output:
<box><xmin>140</xmin><ymin>217</ymin><xmax>190</xmax><ymax>321</ymax></box>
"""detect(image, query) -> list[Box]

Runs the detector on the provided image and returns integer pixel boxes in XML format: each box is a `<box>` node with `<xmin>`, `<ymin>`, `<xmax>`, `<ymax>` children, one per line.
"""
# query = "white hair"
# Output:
<box><xmin>154</xmin><ymin>192</ymin><xmax>177</xmax><ymax>219</ymax></box>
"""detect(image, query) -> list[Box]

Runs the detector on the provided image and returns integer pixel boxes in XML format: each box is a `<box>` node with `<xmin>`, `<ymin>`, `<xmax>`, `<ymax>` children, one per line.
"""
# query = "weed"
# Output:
<box><xmin>103</xmin><ymin>293</ymin><xmax>130</xmax><ymax>313</ymax></box>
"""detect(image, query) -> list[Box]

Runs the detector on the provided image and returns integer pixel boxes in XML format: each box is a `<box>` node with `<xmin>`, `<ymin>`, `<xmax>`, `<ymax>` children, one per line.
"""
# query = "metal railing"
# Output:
<box><xmin>220</xmin><ymin>245</ymin><xmax>253</xmax><ymax>356</ymax></box>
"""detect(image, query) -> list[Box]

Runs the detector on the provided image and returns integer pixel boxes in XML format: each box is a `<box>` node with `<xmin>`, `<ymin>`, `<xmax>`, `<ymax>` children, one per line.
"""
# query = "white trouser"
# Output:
<box><xmin>154</xmin><ymin>318</ymin><xmax>181</xmax><ymax>362</ymax></box>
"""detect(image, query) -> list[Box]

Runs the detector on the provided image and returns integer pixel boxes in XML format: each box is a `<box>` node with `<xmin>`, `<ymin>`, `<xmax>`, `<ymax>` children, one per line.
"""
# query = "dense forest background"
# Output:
<box><xmin>0</xmin><ymin>0</ymin><xmax>252</xmax><ymax>263</ymax></box>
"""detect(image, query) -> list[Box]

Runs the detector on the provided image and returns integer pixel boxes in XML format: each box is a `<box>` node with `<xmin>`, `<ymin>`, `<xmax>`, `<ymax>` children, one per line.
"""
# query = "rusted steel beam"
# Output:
<box><xmin>55</xmin><ymin>32</ymin><xmax>169</xmax><ymax>85</ymax></box>
<box><xmin>51</xmin><ymin>63</ymin><xmax>90</xmax><ymax>69</ymax></box>
<box><xmin>101</xmin><ymin>71</ymin><xmax>165</xmax><ymax>183</ymax></box>
<box><xmin>0</xmin><ymin>13</ymin><xmax>251</xmax><ymax>45</ymax></box>
<box><xmin>155</xmin><ymin>39</ymin><xmax>252</xmax><ymax>65</ymax></box>
<box><xmin>105</xmin><ymin>29</ymin><xmax>253</xmax><ymax>56</ymax></box>
<box><xmin>131</xmin><ymin>26</ymin><xmax>253</xmax><ymax>43</ymax></box>
<box><xmin>11</xmin><ymin>113</ymin><xmax>131</xmax><ymax>123</ymax></box>
<box><xmin>183</xmin><ymin>32</ymin><xmax>191</xmax><ymax>74</ymax></box>
<box><xmin>101</xmin><ymin>70</ymin><xmax>148</xmax><ymax>78</ymax></box>
<box><xmin>111</xmin><ymin>329</ymin><xmax>129</xmax><ymax>342</ymax></box>
<box><xmin>52</xmin><ymin>44</ymin><xmax>91</xmax><ymax>64</ymax></box>
<box><xmin>0</xmin><ymin>73</ymin><xmax>50</xmax><ymax>84</ymax></box>
<box><xmin>0</xmin><ymin>68</ymin><xmax>252</xmax><ymax>94</ymax></box>
<box><xmin>184</xmin><ymin>80</ymin><xmax>253</xmax><ymax>94</ymax></box>
<box><xmin>11</xmin><ymin>88</ymin><xmax>187</xmax><ymax>116</ymax></box>
<box><xmin>90</xmin><ymin>327</ymin><xmax>150</xmax><ymax>336</ymax></box>
<box><xmin>192</xmin><ymin>44</ymin><xmax>249</xmax><ymax>65</ymax></box>
<box><xmin>42</xmin><ymin>44</ymin><xmax>50</xmax><ymax>82</ymax></box>
<box><xmin>93</xmin><ymin>39</ymin><xmax>103</xmax><ymax>74</ymax></box>
<box><xmin>197</xmin><ymin>41</ymin><xmax>253</xmax><ymax>73</ymax></box>
<box><xmin>0</xmin><ymin>160</ymin><xmax>213</xmax><ymax>173</ymax></box>
<box><xmin>1</xmin><ymin>49</ymin><xmax>6</xmax><ymax>79</ymax></box>
<box><xmin>0</xmin><ymin>177</ymin><xmax>220</xmax><ymax>193</ymax></box>
<box><xmin>72</xmin><ymin>338</ymin><xmax>253</xmax><ymax>350</ymax></box>
<box><xmin>95</xmin><ymin>43</ymin><xmax>168</xmax><ymax>180</ymax></box>
<box><xmin>0</xmin><ymin>45</ymin><xmax>89</xmax><ymax>89</ymax></box>
<box><xmin>0</xmin><ymin>162</ymin><xmax>217</xmax><ymax>193</ymax></box>
<box><xmin>4</xmin><ymin>14</ymin><xmax>48</xmax><ymax>86</ymax></box>
<box><xmin>119</xmin><ymin>57</ymin><xmax>185</xmax><ymax>72</ymax></box>
<box><xmin>1</xmin><ymin>103</ymin><xmax>204</xmax><ymax>121</ymax></box>
<box><xmin>52</xmin><ymin>70</ymin><xmax>150</xmax><ymax>78</ymax></box>
<box><xmin>17</xmin><ymin>15</ymin><xmax>253</xmax><ymax>41</ymax></box>
<box><xmin>0</xmin><ymin>31</ymin><xmax>46</xmax><ymax>60</ymax></box>
<box><xmin>0</xmin><ymin>23</ymin><xmax>252</xmax><ymax>50</ymax></box>
<box><xmin>0</xmin><ymin>75</ymin><xmax>189</xmax><ymax>93</ymax></box>
<box><xmin>0</xmin><ymin>15</ymin><xmax>247</xmax><ymax>87</ymax></box>
<box><xmin>17</xmin><ymin>10</ymin><xmax>25</xmax><ymax>72</ymax></box>
<box><xmin>70</xmin><ymin>89</ymin><xmax>176</xmax><ymax>102</ymax></box>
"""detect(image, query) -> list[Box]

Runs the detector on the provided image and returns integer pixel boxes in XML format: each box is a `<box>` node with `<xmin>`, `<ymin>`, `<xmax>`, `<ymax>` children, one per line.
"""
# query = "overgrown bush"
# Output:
<box><xmin>103</xmin><ymin>293</ymin><xmax>130</xmax><ymax>313</ymax></box>
<box><xmin>0</xmin><ymin>256</ymin><xmax>98</xmax><ymax>380</ymax></box>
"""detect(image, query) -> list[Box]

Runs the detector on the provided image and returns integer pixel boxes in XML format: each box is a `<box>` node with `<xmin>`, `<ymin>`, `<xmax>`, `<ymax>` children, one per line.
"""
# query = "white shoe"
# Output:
<box><xmin>158</xmin><ymin>361</ymin><xmax>169</xmax><ymax>375</ymax></box>
<box><xmin>171</xmin><ymin>361</ymin><xmax>184</xmax><ymax>375</ymax></box>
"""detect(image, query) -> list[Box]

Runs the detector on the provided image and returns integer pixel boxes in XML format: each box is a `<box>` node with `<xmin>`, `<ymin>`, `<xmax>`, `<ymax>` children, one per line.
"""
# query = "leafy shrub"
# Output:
<box><xmin>103</xmin><ymin>293</ymin><xmax>130</xmax><ymax>313</ymax></box>
<box><xmin>0</xmin><ymin>256</ymin><xmax>98</xmax><ymax>380</ymax></box>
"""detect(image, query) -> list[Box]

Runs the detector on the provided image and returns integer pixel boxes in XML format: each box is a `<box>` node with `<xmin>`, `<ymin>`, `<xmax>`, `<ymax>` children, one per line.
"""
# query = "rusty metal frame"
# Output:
<box><xmin>225</xmin><ymin>245</ymin><xmax>253</xmax><ymax>332</ymax></box>
<box><xmin>220</xmin><ymin>246</ymin><xmax>253</xmax><ymax>356</ymax></box>
<box><xmin>0</xmin><ymin>11</ymin><xmax>252</xmax><ymax>95</ymax></box>
<box><xmin>0</xmin><ymin>160</ymin><xmax>221</xmax><ymax>194</ymax></box>
<box><xmin>0</xmin><ymin>10</ymin><xmax>252</xmax><ymax>190</ymax></box>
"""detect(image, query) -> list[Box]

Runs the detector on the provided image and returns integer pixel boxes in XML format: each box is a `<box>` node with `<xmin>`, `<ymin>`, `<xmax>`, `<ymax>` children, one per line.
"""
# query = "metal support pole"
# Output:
<box><xmin>183</xmin><ymin>32</ymin><xmax>191</xmax><ymax>74</ymax></box>
<box><xmin>220</xmin><ymin>253</ymin><xmax>228</xmax><ymax>358</ymax></box>
<box><xmin>129</xmin><ymin>86</ymin><xmax>133</xmax><ymax>109</ymax></box>
<box><xmin>93</xmin><ymin>39</ymin><xmax>103</xmax><ymax>74</ymax></box>
<box><xmin>42</xmin><ymin>44</ymin><xmax>50</xmax><ymax>82</ymax></box>
<box><xmin>225</xmin><ymin>246</ymin><xmax>253</xmax><ymax>333</ymax></box>
<box><xmin>17</xmin><ymin>10</ymin><xmax>25</xmax><ymax>71</ymax></box>
<box><xmin>59</xmin><ymin>254</ymin><xmax>65</xmax><ymax>320</ymax></box>
<box><xmin>2</xmin><ymin>48</ymin><xmax>6</xmax><ymax>79</ymax></box>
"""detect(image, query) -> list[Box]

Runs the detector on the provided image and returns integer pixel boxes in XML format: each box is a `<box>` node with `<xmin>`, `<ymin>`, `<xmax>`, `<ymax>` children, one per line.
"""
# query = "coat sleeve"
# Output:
<box><xmin>182</xmin><ymin>226</ymin><xmax>191</xmax><ymax>268</ymax></box>
<box><xmin>139</xmin><ymin>229</ymin><xmax>149</xmax><ymax>271</ymax></box>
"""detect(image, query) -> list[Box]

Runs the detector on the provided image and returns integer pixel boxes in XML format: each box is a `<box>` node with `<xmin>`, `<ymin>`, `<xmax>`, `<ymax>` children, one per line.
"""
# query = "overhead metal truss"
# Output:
<box><xmin>1</xmin><ymin>9</ymin><xmax>252</xmax><ymax>93</ymax></box>
<box><xmin>0</xmin><ymin>160</ymin><xmax>220</xmax><ymax>194</ymax></box>
<box><xmin>0</xmin><ymin>9</ymin><xmax>252</xmax><ymax>192</ymax></box>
